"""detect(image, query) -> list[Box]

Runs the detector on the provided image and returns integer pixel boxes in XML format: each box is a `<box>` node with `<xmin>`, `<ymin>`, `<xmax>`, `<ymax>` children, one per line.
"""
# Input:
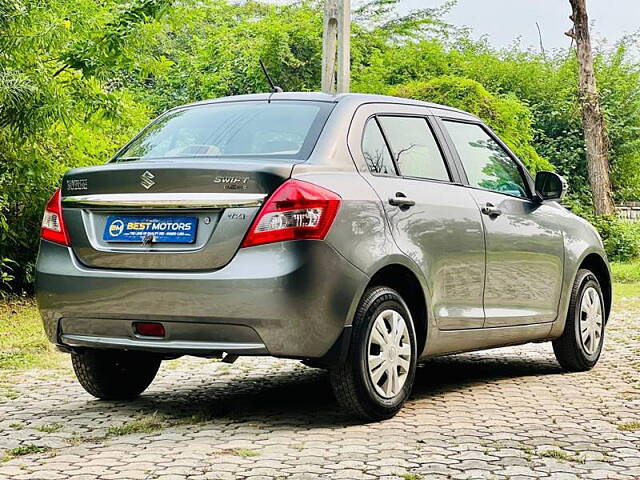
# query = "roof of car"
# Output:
<box><xmin>180</xmin><ymin>92</ymin><xmax>473</xmax><ymax>117</ymax></box>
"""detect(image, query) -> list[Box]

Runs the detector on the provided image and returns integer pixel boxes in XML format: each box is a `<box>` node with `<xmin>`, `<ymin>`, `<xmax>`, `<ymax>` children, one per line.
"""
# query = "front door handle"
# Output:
<box><xmin>481</xmin><ymin>202</ymin><xmax>502</xmax><ymax>217</ymax></box>
<box><xmin>389</xmin><ymin>193</ymin><xmax>415</xmax><ymax>208</ymax></box>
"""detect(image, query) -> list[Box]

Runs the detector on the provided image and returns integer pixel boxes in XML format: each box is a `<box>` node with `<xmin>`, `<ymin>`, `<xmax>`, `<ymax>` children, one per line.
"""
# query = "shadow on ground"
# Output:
<box><xmin>50</xmin><ymin>351</ymin><xmax>564</xmax><ymax>428</ymax></box>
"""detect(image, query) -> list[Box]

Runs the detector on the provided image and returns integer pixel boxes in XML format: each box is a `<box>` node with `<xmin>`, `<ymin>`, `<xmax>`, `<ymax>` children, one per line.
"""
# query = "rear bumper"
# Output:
<box><xmin>58</xmin><ymin>318</ymin><xmax>268</xmax><ymax>355</ymax></box>
<box><xmin>36</xmin><ymin>239</ymin><xmax>368</xmax><ymax>358</ymax></box>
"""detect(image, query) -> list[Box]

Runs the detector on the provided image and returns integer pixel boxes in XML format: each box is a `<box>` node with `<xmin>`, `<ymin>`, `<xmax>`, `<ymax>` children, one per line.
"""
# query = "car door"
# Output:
<box><xmin>438</xmin><ymin>117</ymin><xmax>564</xmax><ymax>327</ymax></box>
<box><xmin>349</xmin><ymin>104</ymin><xmax>486</xmax><ymax>330</ymax></box>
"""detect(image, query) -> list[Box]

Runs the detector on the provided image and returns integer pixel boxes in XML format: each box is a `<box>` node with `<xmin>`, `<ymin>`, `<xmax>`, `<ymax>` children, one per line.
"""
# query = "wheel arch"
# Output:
<box><xmin>578</xmin><ymin>252</ymin><xmax>612</xmax><ymax>321</ymax></box>
<box><xmin>366</xmin><ymin>263</ymin><xmax>428</xmax><ymax>356</ymax></box>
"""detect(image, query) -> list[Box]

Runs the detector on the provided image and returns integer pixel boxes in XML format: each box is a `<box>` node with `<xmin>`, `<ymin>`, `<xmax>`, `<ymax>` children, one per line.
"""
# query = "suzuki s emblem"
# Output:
<box><xmin>140</xmin><ymin>171</ymin><xmax>155</xmax><ymax>190</ymax></box>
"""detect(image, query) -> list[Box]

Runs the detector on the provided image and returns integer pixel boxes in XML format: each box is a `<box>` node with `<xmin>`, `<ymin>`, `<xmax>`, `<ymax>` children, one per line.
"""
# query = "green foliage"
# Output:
<box><xmin>563</xmin><ymin>195</ymin><xmax>640</xmax><ymax>262</ymax></box>
<box><xmin>0</xmin><ymin>258</ymin><xmax>16</xmax><ymax>296</ymax></box>
<box><xmin>123</xmin><ymin>0</ymin><xmax>325</xmax><ymax>111</ymax></box>
<box><xmin>597</xmin><ymin>43</ymin><xmax>640</xmax><ymax>201</ymax></box>
<box><xmin>61</xmin><ymin>0</ymin><xmax>174</xmax><ymax>77</ymax></box>
<box><xmin>587</xmin><ymin>215</ymin><xmax>640</xmax><ymax>263</ymax></box>
<box><xmin>3</xmin><ymin>0</ymin><xmax>640</xmax><ymax>291</ymax></box>
<box><xmin>0</xmin><ymin>0</ymin><xmax>156</xmax><ymax>290</ymax></box>
<box><xmin>391</xmin><ymin>76</ymin><xmax>553</xmax><ymax>173</ymax></box>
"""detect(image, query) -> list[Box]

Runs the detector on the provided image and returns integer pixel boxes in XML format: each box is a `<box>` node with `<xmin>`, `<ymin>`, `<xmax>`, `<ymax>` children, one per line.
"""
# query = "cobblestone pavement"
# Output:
<box><xmin>0</xmin><ymin>303</ymin><xmax>638</xmax><ymax>480</ymax></box>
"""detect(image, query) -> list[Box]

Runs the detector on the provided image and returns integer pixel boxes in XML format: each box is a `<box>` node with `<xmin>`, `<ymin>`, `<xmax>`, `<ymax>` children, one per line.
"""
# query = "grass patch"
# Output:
<box><xmin>617</xmin><ymin>421</ymin><xmax>640</xmax><ymax>432</ymax></box>
<box><xmin>36</xmin><ymin>423</ymin><xmax>62</xmax><ymax>433</ymax></box>
<box><xmin>398</xmin><ymin>474</ymin><xmax>422</xmax><ymax>480</ymax></box>
<box><xmin>614</xmin><ymin>282</ymin><xmax>640</xmax><ymax>299</ymax></box>
<box><xmin>106</xmin><ymin>413</ymin><xmax>166</xmax><ymax>436</ymax></box>
<box><xmin>71</xmin><ymin>410</ymin><xmax>215</xmax><ymax>446</ymax></box>
<box><xmin>539</xmin><ymin>449</ymin><xmax>585</xmax><ymax>463</ymax></box>
<box><xmin>0</xmin><ymin>298</ymin><xmax>67</xmax><ymax>371</ymax></box>
<box><xmin>2</xmin><ymin>444</ymin><xmax>50</xmax><ymax>461</ymax></box>
<box><xmin>520</xmin><ymin>446</ymin><xmax>533</xmax><ymax>462</ymax></box>
<box><xmin>612</xmin><ymin>261</ymin><xmax>640</xmax><ymax>284</ymax></box>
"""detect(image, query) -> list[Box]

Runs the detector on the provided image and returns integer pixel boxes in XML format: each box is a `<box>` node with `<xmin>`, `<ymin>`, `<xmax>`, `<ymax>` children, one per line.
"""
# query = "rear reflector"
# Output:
<box><xmin>241</xmin><ymin>179</ymin><xmax>341</xmax><ymax>248</ymax></box>
<box><xmin>133</xmin><ymin>322</ymin><xmax>166</xmax><ymax>337</ymax></box>
<box><xmin>41</xmin><ymin>188</ymin><xmax>70</xmax><ymax>246</ymax></box>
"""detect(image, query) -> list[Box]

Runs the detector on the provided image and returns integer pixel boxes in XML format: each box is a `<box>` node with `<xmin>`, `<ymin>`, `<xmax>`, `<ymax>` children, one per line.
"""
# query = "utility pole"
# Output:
<box><xmin>566</xmin><ymin>0</ymin><xmax>615</xmax><ymax>215</ymax></box>
<box><xmin>322</xmin><ymin>0</ymin><xmax>350</xmax><ymax>94</ymax></box>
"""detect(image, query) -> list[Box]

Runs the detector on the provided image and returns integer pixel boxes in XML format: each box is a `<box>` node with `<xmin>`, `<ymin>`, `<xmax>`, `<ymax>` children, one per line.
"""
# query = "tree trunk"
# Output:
<box><xmin>567</xmin><ymin>0</ymin><xmax>615</xmax><ymax>215</ymax></box>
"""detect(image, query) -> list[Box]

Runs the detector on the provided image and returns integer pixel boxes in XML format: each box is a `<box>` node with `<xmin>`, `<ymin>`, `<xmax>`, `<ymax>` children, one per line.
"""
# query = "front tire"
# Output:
<box><xmin>71</xmin><ymin>349</ymin><xmax>161</xmax><ymax>400</ymax></box>
<box><xmin>553</xmin><ymin>269</ymin><xmax>606</xmax><ymax>372</ymax></box>
<box><xmin>329</xmin><ymin>286</ymin><xmax>417</xmax><ymax>421</ymax></box>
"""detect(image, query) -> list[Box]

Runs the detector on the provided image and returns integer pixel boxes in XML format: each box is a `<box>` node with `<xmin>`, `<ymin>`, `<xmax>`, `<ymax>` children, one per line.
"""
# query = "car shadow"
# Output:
<box><xmin>410</xmin><ymin>352</ymin><xmax>563</xmax><ymax>399</ymax></box>
<box><xmin>79</xmin><ymin>352</ymin><xmax>563</xmax><ymax>428</ymax></box>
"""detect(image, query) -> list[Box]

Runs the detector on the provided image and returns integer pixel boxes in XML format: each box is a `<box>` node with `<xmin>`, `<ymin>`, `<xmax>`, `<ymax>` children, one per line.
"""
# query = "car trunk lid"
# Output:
<box><xmin>60</xmin><ymin>159</ymin><xmax>294</xmax><ymax>271</ymax></box>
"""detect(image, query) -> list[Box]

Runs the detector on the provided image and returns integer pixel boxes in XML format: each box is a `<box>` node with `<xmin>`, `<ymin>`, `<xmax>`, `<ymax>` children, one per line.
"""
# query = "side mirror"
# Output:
<box><xmin>535</xmin><ymin>171</ymin><xmax>568</xmax><ymax>201</ymax></box>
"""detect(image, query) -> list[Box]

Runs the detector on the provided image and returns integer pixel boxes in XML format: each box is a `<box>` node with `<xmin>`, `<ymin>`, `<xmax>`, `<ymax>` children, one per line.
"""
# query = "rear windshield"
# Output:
<box><xmin>113</xmin><ymin>101</ymin><xmax>334</xmax><ymax>162</ymax></box>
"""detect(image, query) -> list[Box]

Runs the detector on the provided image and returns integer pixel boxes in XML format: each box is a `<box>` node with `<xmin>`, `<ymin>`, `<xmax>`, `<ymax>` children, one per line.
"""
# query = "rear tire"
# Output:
<box><xmin>71</xmin><ymin>349</ymin><xmax>161</xmax><ymax>400</ymax></box>
<box><xmin>553</xmin><ymin>269</ymin><xmax>606</xmax><ymax>372</ymax></box>
<box><xmin>329</xmin><ymin>286</ymin><xmax>417</xmax><ymax>421</ymax></box>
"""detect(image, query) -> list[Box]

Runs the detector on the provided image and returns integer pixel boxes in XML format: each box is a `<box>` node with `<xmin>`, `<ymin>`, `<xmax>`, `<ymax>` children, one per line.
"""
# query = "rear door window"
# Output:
<box><xmin>378</xmin><ymin>116</ymin><xmax>450</xmax><ymax>181</ymax></box>
<box><xmin>443</xmin><ymin>121</ymin><xmax>529</xmax><ymax>199</ymax></box>
<box><xmin>362</xmin><ymin>118</ymin><xmax>396</xmax><ymax>175</ymax></box>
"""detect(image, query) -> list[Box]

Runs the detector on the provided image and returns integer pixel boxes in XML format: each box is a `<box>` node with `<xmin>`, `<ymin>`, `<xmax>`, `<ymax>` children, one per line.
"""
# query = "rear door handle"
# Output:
<box><xmin>481</xmin><ymin>202</ymin><xmax>502</xmax><ymax>217</ymax></box>
<box><xmin>389</xmin><ymin>193</ymin><xmax>415</xmax><ymax>208</ymax></box>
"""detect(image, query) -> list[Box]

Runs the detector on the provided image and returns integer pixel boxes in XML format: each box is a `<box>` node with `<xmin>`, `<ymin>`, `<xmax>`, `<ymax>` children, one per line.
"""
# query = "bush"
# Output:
<box><xmin>1</xmin><ymin>0</ymin><xmax>156</xmax><ymax>293</ymax></box>
<box><xmin>588</xmin><ymin>215</ymin><xmax>640</xmax><ymax>262</ymax></box>
<box><xmin>0</xmin><ymin>258</ymin><xmax>16</xmax><ymax>297</ymax></box>
<box><xmin>563</xmin><ymin>195</ymin><xmax>640</xmax><ymax>263</ymax></box>
<box><xmin>0</xmin><ymin>104</ymin><xmax>149</xmax><ymax>292</ymax></box>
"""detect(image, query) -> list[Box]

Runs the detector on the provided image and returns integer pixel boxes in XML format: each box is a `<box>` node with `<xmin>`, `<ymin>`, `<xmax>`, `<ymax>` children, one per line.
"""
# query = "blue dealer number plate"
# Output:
<box><xmin>103</xmin><ymin>216</ymin><xmax>198</xmax><ymax>243</ymax></box>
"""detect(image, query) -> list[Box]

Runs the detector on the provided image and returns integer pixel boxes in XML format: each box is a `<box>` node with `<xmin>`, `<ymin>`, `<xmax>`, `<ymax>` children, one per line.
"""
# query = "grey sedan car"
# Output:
<box><xmin>37</xmin><ymin>92</ymin><xmax>611</xmax><ymax>420</ymax></box>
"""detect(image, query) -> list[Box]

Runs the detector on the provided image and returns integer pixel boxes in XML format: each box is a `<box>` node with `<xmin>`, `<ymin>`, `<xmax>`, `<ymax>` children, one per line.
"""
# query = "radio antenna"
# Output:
<box><xmin>259</xmin><ymin>59</ymin><xmax>283</xmax><ymax>94</ymax></box>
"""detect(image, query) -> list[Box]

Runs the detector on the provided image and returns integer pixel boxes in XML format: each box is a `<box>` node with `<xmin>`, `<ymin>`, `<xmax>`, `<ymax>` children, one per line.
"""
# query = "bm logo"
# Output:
<box><xmin>109</xmin><ymin>220</ymin><xmax>125</xmax><ymax>237</ymax></box>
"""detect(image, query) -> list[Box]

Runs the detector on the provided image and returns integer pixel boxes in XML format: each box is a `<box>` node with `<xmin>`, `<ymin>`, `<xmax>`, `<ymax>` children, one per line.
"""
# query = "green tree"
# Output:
<box><xmin>3</xmin><ymin>0</ymin><xmax>640</xmax><ymax>291</ymax></box>
<box><xmin>0</xmin><ymin>0</ymin><xmax>166</xmax><ymax>290</ymax></box>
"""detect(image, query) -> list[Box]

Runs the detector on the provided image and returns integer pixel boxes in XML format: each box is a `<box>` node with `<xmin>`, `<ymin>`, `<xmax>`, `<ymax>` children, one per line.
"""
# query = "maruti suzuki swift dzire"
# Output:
<box><xmin>37</xmin><ymin>93</ymin><xmax>611</xmax><ymax>420</ymax></box>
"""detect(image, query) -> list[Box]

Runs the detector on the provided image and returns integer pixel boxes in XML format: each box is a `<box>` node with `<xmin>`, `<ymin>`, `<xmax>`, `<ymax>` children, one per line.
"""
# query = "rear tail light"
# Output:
<box><xmin>241</xmin><ymin>179</ymin><xmax>341</xmax><ymax>248</ymax></box>
<box><xmin>41</xmin><ymin>188</ymin><xmax>70</xmax><ymax>246</ymax></box>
